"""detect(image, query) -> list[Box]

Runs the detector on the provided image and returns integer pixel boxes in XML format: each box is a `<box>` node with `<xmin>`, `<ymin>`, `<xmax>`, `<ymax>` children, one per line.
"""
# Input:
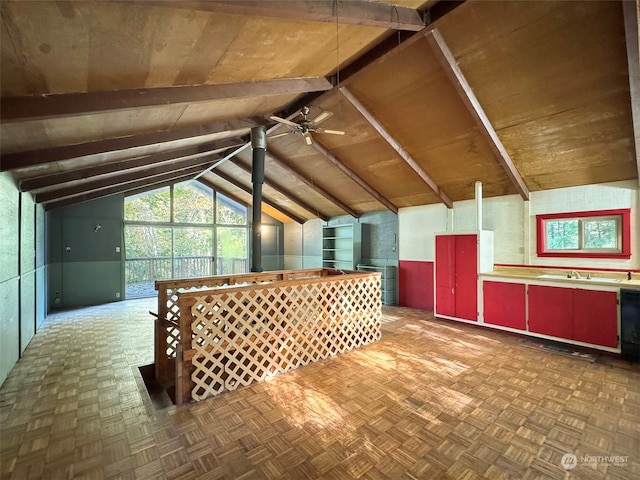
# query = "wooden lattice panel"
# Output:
<box><xmin>153</xmin><ymin>270</ymin><xmax>329</xmax><ymax>385</ymax></box>
<box><xmin>180</xmin><ymin>273</ymin><xmax>382</xmax><ymax>402</ymax></box>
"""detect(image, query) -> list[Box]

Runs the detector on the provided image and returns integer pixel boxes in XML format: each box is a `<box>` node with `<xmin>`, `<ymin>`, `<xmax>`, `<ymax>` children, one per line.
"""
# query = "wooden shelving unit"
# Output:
<box><xmin>357</xmin><ymin>264</ymin><xmax>396</xmax><ymax>305</ymax></box>
<box><xmin>322</xmin><ymin>224</ymin><xmax>362</xmax><ymax>270</ymax></box>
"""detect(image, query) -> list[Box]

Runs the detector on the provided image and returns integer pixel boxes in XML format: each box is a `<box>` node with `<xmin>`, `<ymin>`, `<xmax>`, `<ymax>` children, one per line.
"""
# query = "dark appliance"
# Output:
<box><xmin>621</xmin><ymin>289</ymin><xmax>640</xmax><ymax>361</ymax></box>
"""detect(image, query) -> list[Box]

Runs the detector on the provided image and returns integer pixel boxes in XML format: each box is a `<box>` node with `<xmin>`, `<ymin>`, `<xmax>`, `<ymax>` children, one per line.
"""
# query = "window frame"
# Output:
<box><xmin>536</xmin><ymin>208</ymin><xmax>631</xmax><ymax>259</ymax></box>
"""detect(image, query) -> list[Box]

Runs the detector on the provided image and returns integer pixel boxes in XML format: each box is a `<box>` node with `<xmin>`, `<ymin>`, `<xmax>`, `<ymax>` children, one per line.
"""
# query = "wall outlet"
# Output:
<box><xmin>115</xmin><ymin>292</ymin><xmax>121</xmax><ymax>298</ymax></box>
<box><xmin>115</xmin><ymin>246</ymin><xmax>120</xmax><ymax>253</ymax></box>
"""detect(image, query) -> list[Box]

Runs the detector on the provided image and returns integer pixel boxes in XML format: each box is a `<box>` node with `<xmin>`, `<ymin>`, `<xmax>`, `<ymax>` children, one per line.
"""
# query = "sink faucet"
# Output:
<box><xmin>568</xmin><ymin>270</ymin><xmax>581</xmax><ymax>279</ymax></box>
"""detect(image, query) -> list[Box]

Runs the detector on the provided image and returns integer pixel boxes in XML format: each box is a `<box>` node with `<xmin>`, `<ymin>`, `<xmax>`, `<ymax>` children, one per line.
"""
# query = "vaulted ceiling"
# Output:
<box><xmin>1</xmin><ymin>0</ymin><xmax>638</xmax><ymax>223</ymax></box>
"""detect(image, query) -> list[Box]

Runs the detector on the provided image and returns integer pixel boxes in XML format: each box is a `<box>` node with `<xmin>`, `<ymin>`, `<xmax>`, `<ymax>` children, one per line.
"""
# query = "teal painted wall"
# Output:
<box><xmin>48</xmin><ymin>194</ymin><xmax>124</xmax><ymax>309</ymax></box>
<box><xmin>283</xmin><ymin>219</ymin><xmax>324</xmax><ymax>269</ymax></box>
<box><xmin>0</xmin><ymin>173</ymin><xmax>46</xmax><ymax>386</ymax></box>
<box><xmin>284</xmin><ymin>212</ymin><xmax>399</xmax><ymax>270</ymax></box>
<box><xmin>260</xmin><ymin>213</ymin><xmax>284</xmax><ymax>271</ymax></box>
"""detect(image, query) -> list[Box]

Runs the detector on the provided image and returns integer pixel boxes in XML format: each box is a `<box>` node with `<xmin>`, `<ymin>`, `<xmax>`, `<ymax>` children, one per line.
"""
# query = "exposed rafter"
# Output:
<box><xmin>19</xmin><ymin>140</ymin><xmax>241</xmax><ymax>192</ymax></box>
<box><xmin>1</xmin><ymin>119</ymin><xmax>257</xmax><ymax>171</ymax></box>
<box><xmin>43</xmin><ymin>171</ymin><xmax>200</xmax><ymax>211</ymax></box>
<box><xmin>266</xmin><ymin>150</ymin><xmax>360</xmax><ymax>218</ymax></box>
<box><xmin>36</xmin><ymin>159</ymin><xmax>213</xmax><ymax>203</ymax></box>
<box><xmin>623</xmin><ymin>0</ymin><xmax>640</xmax><ymax>185</ymax></box>
<box><xmin>196</xmin><ymin>178</ymin><xmax>251</xmax><ymax>212</ymax></box>
<box><xmin>310</xmin><ymin>141</ymin><xmax>398</xmax><ymax>214</ymax></box>
<box><xmin>425</xmin><ymin>28</ymin><xmax>530</xmax><ymax>201</ymax></box>
<box><xmin>275</xmin><ymin>2</ymin><xmax>466</xmax><ymax>121</ymax></box>
<box><xmin>1</xmin><ymin>77</ymin><xmax>333</xmax><ymax>123</ymax></box>
<box><xmin>211</xmin><ymin>170</ymin><xmax>307</xmax><ymax>224</ymax></box>
<box><xmin>340</xmin><ymin>87</ymin><xmax>453</xmax><ymax>209</ymax></box>
<box><xmin>149</xmin><ymin>1</ymin><xmax>425</xmax><ymax>31</ymax></box>
<box><xmin>231</xmin><ymin>158</ymin><xmax>330</xmax><ymax>221</ymax></box>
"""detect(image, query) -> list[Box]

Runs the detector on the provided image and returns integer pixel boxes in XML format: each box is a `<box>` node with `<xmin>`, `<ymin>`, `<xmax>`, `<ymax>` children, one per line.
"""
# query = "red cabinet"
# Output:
<box><xmin>573</xmin><ymin>289</ymin><xmax>618</xmax><ymax>348</ymax></box>
<box><xmin>435</xmin><ymin>236</ymin><xmax>455</xmax><ymax>316</ymax></box>
<box><xmin>483</xmin><ymin>281</ymin><xmax>526</xmax><ymax>330</ymax></box>
<box><xmin>528</xmin><ymin>285</ymin><xmax>618</xmax><ymax>348</ymax></box>
<box><xmin>528</xmin><ymin>285</ymin><xmax>574</xmax><ymax>339</ymax></box>
<box><xmin>435</xmin><ymin>234</ymin><xmax>477</xmax><ymax>321</ymax></box>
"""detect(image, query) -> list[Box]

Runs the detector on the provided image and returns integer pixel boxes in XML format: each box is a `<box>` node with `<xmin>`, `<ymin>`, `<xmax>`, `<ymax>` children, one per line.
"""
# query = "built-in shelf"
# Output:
<box><xmin>322</xmin><ymin>224</ymin><xmax>362</xmax><ymax>270</ymax></box>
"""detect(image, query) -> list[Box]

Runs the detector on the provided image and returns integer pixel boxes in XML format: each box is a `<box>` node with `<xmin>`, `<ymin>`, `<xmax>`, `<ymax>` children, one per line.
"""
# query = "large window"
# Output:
<box><xmin>536</xmin><ymin>209</ymin><xmax>631</xmax><ymax>259</ymax></box>
<box><xmin>124</xmin><ymin>182</ymin><xmax>249</xmax><ymax>297</ymax></box>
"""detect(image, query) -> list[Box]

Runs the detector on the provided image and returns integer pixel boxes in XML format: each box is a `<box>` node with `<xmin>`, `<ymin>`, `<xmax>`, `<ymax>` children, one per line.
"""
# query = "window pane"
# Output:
<box><xmin>173</xmin><ymin>182</ymin><xmax>213</xmax><ymax>224</ymax></box>
<box><xmin>545</xmin><ymin>219</ymin><xmax>579</xmax><ymax>250</ymax></box>
<box><xmin>173</xmin><ymin>228</ymin><xmax>213</xmax><ymax>278</ymax></box>
<box><xmin>217</xmin><ymin>227</ymin><xmax>248</xmax><ymax>274</ymax></box>
<box><xmin>124</xmin><ymin>187</ymin><xmax>170</xmax><ymax>222</ymax></box>
<box><xmin>583</xmin><ymin>219</ymin><xmax>618</xmax><ymax>249</ymax></box>
<box><xmin>217</xmin><ymin>193</ymin><xmax>247</xmax><ymax>225</ymax></box>
<box><xmin>124</xmin><ymin>226</ymin><xmax>172</xmax><ymax>289</ymax></box>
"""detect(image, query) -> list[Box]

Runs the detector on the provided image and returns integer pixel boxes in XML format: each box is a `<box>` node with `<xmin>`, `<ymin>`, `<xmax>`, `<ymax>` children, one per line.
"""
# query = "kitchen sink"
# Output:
<box><xmin>537</xmin><ymin>274</ymin><xmax>621</xmax><ymax>283</ymax></box>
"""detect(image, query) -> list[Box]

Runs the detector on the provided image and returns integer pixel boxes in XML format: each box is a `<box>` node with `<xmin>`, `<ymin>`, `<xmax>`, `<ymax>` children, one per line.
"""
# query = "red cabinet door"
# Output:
<box><xmin>573</xmin><ymin>289</ymin><xmax>618</xmax><ymax>348</ymax></box>
<box><xmin>454</xmin><ymin>235</ymin><xmax>478</xmax><ymax>321</ymax></box>
<box><xmin>435</xmin><ymin>236</ymin><xmax>455</xmax><ymax>316</ymax></box>
<box><xmin>528</xmin><ymin>285</ymin><xmax>573</xmax><ymax>339</ymax></box>
<box><xmin>483</xmin><ymin>281</ymin><xmax>526</xmax><ymax>330</ymax></box>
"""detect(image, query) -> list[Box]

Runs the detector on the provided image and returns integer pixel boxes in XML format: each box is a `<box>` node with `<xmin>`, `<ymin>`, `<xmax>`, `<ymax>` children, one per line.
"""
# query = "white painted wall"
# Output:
<box><xmin>528</xmin><ymin>180</ymin><xmax>639</xmax><ymax>269</ymax></box>
<box><xmin>398</xmin><ymin>180</ymin><xmax>639</xmax><ymax>269</ymax></box>
<box><xmin>398</xmin><ymin>204</ymin><xmax>447</xmax><ymax>261</ymax></box>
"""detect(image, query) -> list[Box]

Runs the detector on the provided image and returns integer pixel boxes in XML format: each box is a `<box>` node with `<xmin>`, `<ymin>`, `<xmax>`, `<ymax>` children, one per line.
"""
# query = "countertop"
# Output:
<box><xmin>481</xmin><ymin>267</ymin><xmax>640</xmax><ymax>289</ymax></box>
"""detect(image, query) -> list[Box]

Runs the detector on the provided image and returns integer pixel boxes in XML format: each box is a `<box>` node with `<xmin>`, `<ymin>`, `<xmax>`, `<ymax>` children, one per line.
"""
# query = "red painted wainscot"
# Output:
<box><xmin>399</xmin><ymin>260</ymin><xmax>434</xmax><ymax>311</ymax></box>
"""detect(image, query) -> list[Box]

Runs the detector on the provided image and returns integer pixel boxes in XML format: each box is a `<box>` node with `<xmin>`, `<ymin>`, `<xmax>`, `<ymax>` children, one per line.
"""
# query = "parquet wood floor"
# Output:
<box><xmin>1</xmin><ymin>298</ymin><xmax>638</xmax><ymax>479</ymax></box>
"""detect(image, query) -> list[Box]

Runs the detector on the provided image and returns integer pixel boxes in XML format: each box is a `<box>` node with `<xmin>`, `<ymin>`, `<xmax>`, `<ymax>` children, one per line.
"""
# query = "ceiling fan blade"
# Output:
<box><xmin>304</xmin><ymin>133</ymin><xmax>313</xmax><ymax>146</ymax></box>
<box><xmin>312</xmin><ymin>110</ymin><xmax>333</xmax><ymax>125</ymax></box>
<box><xmin>320</xmin><ymin>129</ymin><xmax>345</xmax><ymax>135</ymax></box>
<box><xmin>267</xmin><ymin>131</ymin><xmax>292</xmax><ymax>139</ymax></box>
<box><xmin>269</xmin><ymin>115</ymin><xmax>300</xmax><ymax>128</ymax></box>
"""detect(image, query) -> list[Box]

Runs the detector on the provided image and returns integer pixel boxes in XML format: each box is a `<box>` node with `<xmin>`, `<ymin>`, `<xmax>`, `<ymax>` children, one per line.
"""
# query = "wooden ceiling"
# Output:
<box><xmin>1</xmin><ymin>0</ymin><xmax>638</xmax><ymax>223</ymax></box>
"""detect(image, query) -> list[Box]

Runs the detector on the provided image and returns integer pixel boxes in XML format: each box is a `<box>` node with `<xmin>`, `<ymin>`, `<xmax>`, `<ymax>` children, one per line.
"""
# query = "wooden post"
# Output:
<box><xmin>176</xmin><ymin>295</ymin><xmax>196</xmax><ymax>405</ymax></box>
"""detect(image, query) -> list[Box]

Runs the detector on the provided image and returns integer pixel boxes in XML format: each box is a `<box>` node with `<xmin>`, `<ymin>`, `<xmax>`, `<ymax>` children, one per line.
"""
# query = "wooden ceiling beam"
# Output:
<box><xmin>19</xmin><ymin>139</ymin><xmax>241</xmax><ymax>192</ymax></box>
<box><xmin>196</xmin><ymin>178</ymin><xmax>250</xmax><ymax>211</ymax></box>
<box><xmin>425</xmin><ymin>28</ymin><xmax>530</xmax><ymax>201</ymax></box>
<box><xmin>36</xmin><ymin>158</ymin><xmax>214</xmax><ymax>203</ymax></box>
<box><xmin>335</xmin><ymin>1</ymin><xmax>464</xmax><ymax>87</ymax></box>
<box><xmin>1</xmin><ymin>77</ymin><xmax>332</xmax><ymax>123</ymax></box>
<box><xmin>1</xmin><ymin>119</ymin><xmax>257</xmax><ymax>171</ymax></box>
<box><xmin>231</xmin><ymin>158</ymin><xmax>330</xmax><ymax>221</ymax></box>
<box><xmin>623</xmin><ymin>0</ymin><xmax>640</xmax><ymax>185</ymax></box>
<box><xmin>340</xmin><ymin>87</ymin><xmax>453</xmax><ymax>209</ymax></box>
<box><xmin>123</xmin><ymin>177</ymin><xmax>248</xmax><ymax>211</ymax></box>
<box><xmin>310</xmin><ymin>141</ymin><xmax>398</xmax><ymax>214</ymax></box>
<box><xmin>211</xmin><ymin>170</ymin><xmax>307</xmax><ymax>224</ymax></box>
<box><xmin>43</xmin><ymin>171</ymin><xmax>198</xmax><ymax>211</ymax></box>
<box><xmin>149</xmin><ymin>1</ymin><xmax>425</xmax><ymax>31</ymax></box>
<box><xmin>275</xmin><ymin>2</ymin><xmax>465</xmax><ymax>120</ymax></box>
<box><xmin>266</xmin><ymin>150</ymin><xmax>360</xmax><ymax>218</ymax></box>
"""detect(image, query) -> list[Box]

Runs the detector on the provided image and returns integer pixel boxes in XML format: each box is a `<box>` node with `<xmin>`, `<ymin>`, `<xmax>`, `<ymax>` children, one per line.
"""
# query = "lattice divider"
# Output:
<box><xmin>181</xmin><ymin>273</ymin><xmax>382</xmax><ymax>402</ymax></box>
<box><xmin>163</xmin><ymin>284</ymin><xmax>226</xmax><ymax>360</ymax></box>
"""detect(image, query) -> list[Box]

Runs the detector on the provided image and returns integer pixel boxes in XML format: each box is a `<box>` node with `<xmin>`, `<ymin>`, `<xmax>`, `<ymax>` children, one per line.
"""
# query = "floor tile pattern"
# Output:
<box><xmin>1</xmin><ymin>299</ymin><xmax>639</xmax><ymax>479</ymax></box>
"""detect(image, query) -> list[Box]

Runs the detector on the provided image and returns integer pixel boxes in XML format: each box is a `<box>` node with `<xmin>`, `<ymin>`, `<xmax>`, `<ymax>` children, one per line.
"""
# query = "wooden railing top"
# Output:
<box><xmin>175</xmin><ymin>269</ymin><xmax>382</xmax><ymax>301</ymax></box>
<box><xmin>154</xmin><ymin>268</ymin><xmax>367</xmax><ymax>291</ymax></box>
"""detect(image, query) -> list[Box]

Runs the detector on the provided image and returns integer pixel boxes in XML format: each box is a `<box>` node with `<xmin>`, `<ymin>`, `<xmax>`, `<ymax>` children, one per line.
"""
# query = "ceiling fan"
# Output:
<box><xmin>269</xmin><ymin>106</ymin><xmax>345</xmax><ymax>145</ymax></box>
